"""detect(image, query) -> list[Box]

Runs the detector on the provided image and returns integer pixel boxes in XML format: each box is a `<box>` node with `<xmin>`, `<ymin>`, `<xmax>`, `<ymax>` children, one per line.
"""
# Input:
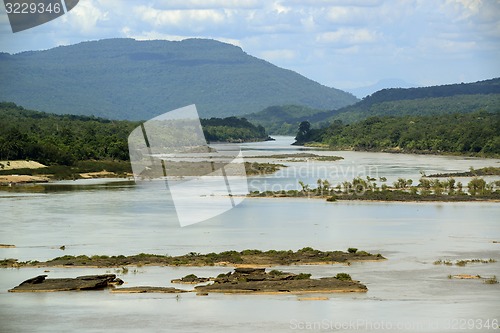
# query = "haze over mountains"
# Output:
<box><xmin>0</xmin><ymin>38</ymin><xmax>357</xmax><ymax>120</ymax></box>
<box><xmin>347</xmin><ymin>78</ymin><xmax>417</xmax><ymax>98</ymax></box>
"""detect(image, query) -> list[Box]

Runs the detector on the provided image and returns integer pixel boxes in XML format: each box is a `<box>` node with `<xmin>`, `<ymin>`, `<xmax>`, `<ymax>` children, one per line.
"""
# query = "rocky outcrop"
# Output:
<box><xmin>8</xmin><ymin>274</ymin><xmax>122</xmax><ymax>292</ymax></box>
<box><xmin>170</xmin><ymin>274</ymin><xmax>212</xmax><ymax>284</ymax></box>
<box><xmin>195</xmin><ymin>268</ymin><xmax>367</xmax><ymax>294</ymax></box>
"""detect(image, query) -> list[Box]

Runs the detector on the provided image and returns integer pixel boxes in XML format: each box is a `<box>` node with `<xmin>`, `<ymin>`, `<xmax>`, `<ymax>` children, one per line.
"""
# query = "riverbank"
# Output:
<box><xmin>0</xmin><ymin>160</ymin><xmax>285</xmax><ymax>185</ymax></box>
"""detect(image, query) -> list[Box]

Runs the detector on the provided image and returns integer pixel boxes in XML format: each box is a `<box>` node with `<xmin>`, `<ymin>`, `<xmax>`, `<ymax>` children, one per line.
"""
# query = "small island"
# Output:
<box><xmin>0</xmin><ymin>247</ymin><xmax>384</xmax><ymax>268</ymax></box>
<box><xmin>194</xmin><ymin>268</ymin><xmax>367</xmax><ymax>294</ymax></box>
<box><xmin>248</xmin><ymin>176</ymin><xmax>500</xmax><ymax>202</ymax></box>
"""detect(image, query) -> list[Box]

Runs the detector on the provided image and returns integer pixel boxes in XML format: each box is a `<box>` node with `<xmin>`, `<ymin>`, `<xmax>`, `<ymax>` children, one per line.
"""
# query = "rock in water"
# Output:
<box><xmin>9</xmin><ymin>274</ymin><xmax>121</xmax><ymax>292</ymax></box>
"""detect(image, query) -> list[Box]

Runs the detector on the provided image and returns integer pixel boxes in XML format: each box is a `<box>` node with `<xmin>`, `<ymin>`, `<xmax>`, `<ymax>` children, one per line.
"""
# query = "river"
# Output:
<box><xmin>0</xmin><ymin>137</ymin><xmax>499</xmax><ymax>332</ymax></box>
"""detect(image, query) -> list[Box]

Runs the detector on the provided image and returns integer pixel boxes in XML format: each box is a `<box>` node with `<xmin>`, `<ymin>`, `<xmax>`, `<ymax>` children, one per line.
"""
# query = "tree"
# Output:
<box><xmin>295</xmin><ymin>121</ymin><xmax>311</xmax><ymax>143</ymax></box>
<box><xmin>468</xmin><ymin>178</ymin><xmax>487</xmax><ymax>196</ymax></box>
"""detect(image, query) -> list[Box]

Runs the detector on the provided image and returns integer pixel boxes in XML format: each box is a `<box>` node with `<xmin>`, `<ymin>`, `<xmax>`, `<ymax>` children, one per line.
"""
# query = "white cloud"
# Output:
<box><xmin>145</xmin><ymin>0</ymin><xmax>262</xmax><ymax>10</ymax></box>
<box><xmin>64</xmin><ymin>0</ymin><xmax>109</xmax><ymax>33</ymax></box>
<box><xmin>316</xmin><ymin>28</ymin><xmax>381</xmax><ymax>44</ymax></box>
<box><xmin>134</xmin><ymin>7</ymin><xmax>226</xmax><ymax>28</ymax></box>
<box><xmin>259</xmin><ymin>49</ymin><xmax>297</xmax><ymax>61</ymax></box>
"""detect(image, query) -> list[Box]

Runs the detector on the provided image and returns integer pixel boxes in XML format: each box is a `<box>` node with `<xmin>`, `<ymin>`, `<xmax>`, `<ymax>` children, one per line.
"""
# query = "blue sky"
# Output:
<box><xmin>1</xmin><ymin>0</ymin><xmax>499</xmax><ymax>91</ymax></box>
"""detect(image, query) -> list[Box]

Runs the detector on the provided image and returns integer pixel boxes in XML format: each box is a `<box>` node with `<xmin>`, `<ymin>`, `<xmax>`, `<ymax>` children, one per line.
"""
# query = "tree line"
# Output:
<box><xmin>295</xmin><ymin>110</ymin><xmax>500</xmax><ymax>156</ymax></box>
<box><xmin>0</xmin><ymin>102</ymin><xmax>269</xmax><ymax>166</ymax></box>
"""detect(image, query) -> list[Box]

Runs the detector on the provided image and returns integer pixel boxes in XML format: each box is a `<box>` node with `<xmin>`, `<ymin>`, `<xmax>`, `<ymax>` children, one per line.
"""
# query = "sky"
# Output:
<box><xmin>0</xmin><ymin>0</ymin><xmax>499</xmax><ymax>92</ymax></box>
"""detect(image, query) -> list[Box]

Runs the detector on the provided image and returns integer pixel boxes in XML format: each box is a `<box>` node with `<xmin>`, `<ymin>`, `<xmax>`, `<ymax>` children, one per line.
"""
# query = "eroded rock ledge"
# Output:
<box><xmin>194</xmin><ymin>268</ymin><xmax>367</xmax><ymax>294</ymax></box>
<box><xmin>9</xmin><ymin>269</ymin><xmax>367</xmax><ymax>294</ymax></box>
<box><xmin>8</xmin><ymin>274</ymin><xmax>123</xmax><ymax>292</ymax></box>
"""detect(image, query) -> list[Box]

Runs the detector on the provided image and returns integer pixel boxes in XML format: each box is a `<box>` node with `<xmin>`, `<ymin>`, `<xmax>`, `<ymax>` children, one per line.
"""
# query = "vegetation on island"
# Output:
<box><xmin>201</xmin><ymin>117</ymin><xmax>270</xmax><ymax>142</ymax></box>
<box><xmin>426</xmin><ymin>167</ymin><xmax>500</xmax><ymax>178</ymax></box>
<box><xmin>0</xmin><ymin>247</ymin><xmax>384</xmax><ymax>268</ymax></box>
<box><xmin>249</xmin><ymin>176</ymin><xmax>500</xmax><ymax>202</ymax></box>
<box><xmin>434</xmin><ymin>258</ymin><xmax>496</xmax><ymax>266</ymax></box>
<box><xmin>294</xmin><ymin>111</ymin><xmax>500</xmax><ymax>157</ymax></box>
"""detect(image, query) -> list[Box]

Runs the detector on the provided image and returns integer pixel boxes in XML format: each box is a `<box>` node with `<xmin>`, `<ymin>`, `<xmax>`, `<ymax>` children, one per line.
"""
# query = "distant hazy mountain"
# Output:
<box><xmin>347</xmin><ymin>78</ymin><xmax>417</xmax><ymax>98</ymax></box>
<box><xmin>0</xmin><ymin>38</ymin><xmax>358</xmax><ymax>120</ymax></box>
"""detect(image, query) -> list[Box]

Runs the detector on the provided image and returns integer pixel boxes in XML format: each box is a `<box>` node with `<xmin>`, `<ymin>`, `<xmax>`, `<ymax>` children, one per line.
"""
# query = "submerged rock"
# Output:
<box><xmin>111</xmin><ymin>286</ymin><xmax>188</xmax><ymax>293</ymax></box>
<box><xmin>9</xmin><ymin>274</ymin><xmax>121</xmax><ymax>292</ymax></box>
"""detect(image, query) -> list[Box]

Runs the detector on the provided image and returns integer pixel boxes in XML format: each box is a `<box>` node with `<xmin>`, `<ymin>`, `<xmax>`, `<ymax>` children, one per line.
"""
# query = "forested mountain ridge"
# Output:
<box><xmin>0</xmin><ymin>38</ymin><xmax>357</xmax><ymax>120</ymax></box>
<box><xmin>357</xmin><ymin>78</ymin><xmax>500</xmax><ymax>107</ymax></box>
<box><xmin>328</xmin><ymin>78</ymin><xmax>500</xmax><ymax>123</ymax></box>
<box><xmin>243</xmin><ymin>78</ymin><xmax>500</xmax><ymax>134</ymax></box>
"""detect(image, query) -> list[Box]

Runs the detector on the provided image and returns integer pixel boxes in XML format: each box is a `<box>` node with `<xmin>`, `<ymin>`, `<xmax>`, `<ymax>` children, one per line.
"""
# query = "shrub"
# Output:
<box><xmin>240</xmin><ymin>249</ymin><xmax>263</xmax><ymax>255</ymax></box>
<box><xmin>335</xmin><ymin>273</ymin><xmax>352</xmax><ymax>281</ymax></box>
<box><xmin>347</xmin><ymin>248</ymin><xmax>358</xmax><ymax>254</ymax></box>
<box><xmin>294</xmin><ymin>273</ymin><xmax>311</xmax><ymax>280</ymax></box>
<box><xmin>484</xmin><ymin>276</ymin><xmax>498</xmax><ymax>284</ymax></box>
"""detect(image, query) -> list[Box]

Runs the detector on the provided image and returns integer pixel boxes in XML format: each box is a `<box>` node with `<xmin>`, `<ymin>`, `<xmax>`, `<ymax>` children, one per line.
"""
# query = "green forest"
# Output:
<box><xmin>201</xmin><ymin>117</ymin><xmax>269</xmax><ymax>142</ymax></box>
<box><xmin>0</xmin><ymin>102</ymin><xmax>269</xmax><ymax>166</ymax></box>
<box><xmin>295</xmin><ymin>111</ymin><xmax>500</xmax><ymax>157</ymax></box>
<box><xmin>0</xmin><ymin>38</ymin><xmax>356</xmax><ymax>120</ymax></box>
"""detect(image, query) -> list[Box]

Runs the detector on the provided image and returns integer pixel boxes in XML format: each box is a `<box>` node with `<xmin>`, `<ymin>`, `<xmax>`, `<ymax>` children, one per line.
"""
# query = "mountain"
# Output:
<box><xmin>347</xmin><ymin>78</ymin><xmax>417</xmax><ymax>98</ymax></box>
<box><xmin>255</xmin><ymin>78</ymin><xmax>500</xmax><ymax>137</ymax></box>
<box><xmin>0</xmin><ymin>38</ymin><xmax>358</xmax><ymax>120</ymax></box>
<box><xmin>327</xmin><ymin>78</ymin><xmax>500</xmax><ymax>124</ymax></box>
